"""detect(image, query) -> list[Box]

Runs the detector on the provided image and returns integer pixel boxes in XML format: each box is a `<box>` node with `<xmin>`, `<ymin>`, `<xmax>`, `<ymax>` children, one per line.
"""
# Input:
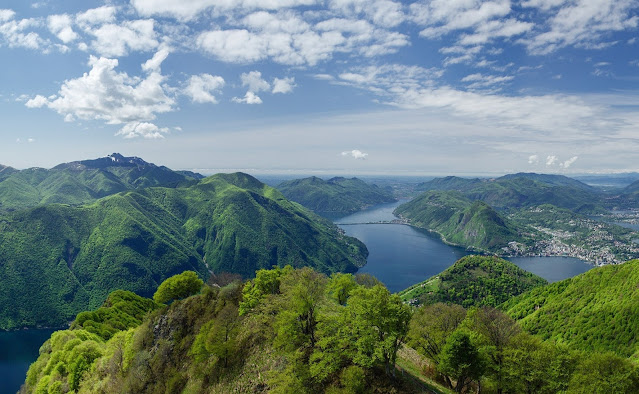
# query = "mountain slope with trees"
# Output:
<box><xmin>394</xmin><ymin>191</ymin><xmax>523</xmax><ymax>252</ymax></box>
<box><xmin>278</xmin><ymin>176</ymin><xmax>396</xmax><ymax>216</ymax></box>
<box><xmin>0</xmin><ymin>172</ymin><xmax>367</xmax><ymax>330</ymax></box>
<box><xmin>399</xmin><ymin>256</ymin><xmax>547</xmax><ymax>307</ymax></box>
<box><xmin>0</xmin><ymin>153</ymin><xmax>200</xmax><ymax>212</ymax></box>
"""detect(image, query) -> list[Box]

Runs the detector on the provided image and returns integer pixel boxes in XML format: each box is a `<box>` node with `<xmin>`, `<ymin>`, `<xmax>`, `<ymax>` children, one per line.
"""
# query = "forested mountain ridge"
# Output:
<box><xmin>503</xmin><ymin>258</ymin><xmax>639</xmax><ymax>358</ymax></box>
<box><xmin>399</xmin><ymin>256</ymin><xmax>547</xmax><ymax>307</ymax></box>
<box><xmin>394</xmin><ymin>191</ymin><xmax>523</xmax><ymax>252</ymax></box>
<box><xmin>416</xmin><ymin>173</ymin><xmax>603</xmax><ymax>212</ymax></box>
<box><xmin>277</xmin><ymin>176</ymin><xmax>396</xmax><ymax>215</ymax></box>
<box><xmin>0</xmin><ymin>153</ymin><xmax>201</xmax><ymax>212</ymax></box>
<box><xmin>0</xmin><ymin>172</ymin><xmax>367</xmax><ymax>330</ymax></box>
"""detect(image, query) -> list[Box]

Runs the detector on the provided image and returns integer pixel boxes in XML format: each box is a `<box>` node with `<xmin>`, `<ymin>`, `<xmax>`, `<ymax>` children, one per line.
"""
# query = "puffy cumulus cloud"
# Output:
<box><xmin>0</xmin><ymin>9</ymin><xmax>47</xmax><ymax>50</ymax></box>
<box><xmin>115</xmin><ymin>122</ymin><xmax>169</xmax><ymax>139</ymax></box>
<box><xmin>75</xmin><ymin>6</ymin><xmax>117</xmax><ymax>27</ymax></box>
<box><xmin>83</xmin><ymin>19</ymin><xmax>159</xmax><ymax>57</ymax></box>
<box><xmin>47</xmin><ymin>14</ymin><xmax>78</xmax><ymax>43</ymax></box>
<box><xmin>142</xmin><ymin>46</ymin><xmax>170</xmax><ymax>72</ymax></box>
<box><xmin>185</xmin><ymin>74</ymin><xmax>225</xmax><ymax>104</ymax></box>
<box><xmin>328</xmin><ymin>0</ymin><xmax>406</xmax><ymax>28</ymax></box>
<box><xmin>25</xmin><ymin>54</ymin><xmax>175</xmax><ymax>139</ymax></box>
<box><xmin>522</xmin><ymin>0</ymin><xmax>638</xmax><ymax>54</ymax></box>
<box><xmin>240</xmin><ymin>70</ymin><xmax>270</xmax><ymax>93</ymax></box>
<box><xmin>546</xmin><ymin>155</ymin><xmax>558</xmax><ymax>166</ymax></box>
<box><xmin>341</xmin><ymin>149</ymin><xmax>368</xmax><ymax>159</ymax></box>
<box><xmin>197</xmin><ymin>11</ymin><xmax>408</xmax><ymax>66</ymax></box>
<box><xmin>560</xmin><ymin>156</ymin><xmax>578</xmax><ymax>168</ymax></box>
<box><xmin>131</xmin><ymin>0</ymin><xmax>318</xmax><ymax>21</ymax></box>
<box><xmin>528</xmin><ymin>154</ymin><xmax>539</xmax><ymax>164</ymax></box>
<box><xmin>232</xmin><ymin>91</ymin><xmax>263</xmax><ymax>104</ymax></box>
<box><xmin>272</xmin><ymin>77</ymin><xmax>295</xmax><ymax>94</ymax></box>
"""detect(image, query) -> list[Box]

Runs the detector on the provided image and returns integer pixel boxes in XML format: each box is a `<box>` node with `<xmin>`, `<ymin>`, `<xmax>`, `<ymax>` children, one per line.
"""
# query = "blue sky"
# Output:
<box><xmin>0</xmin><ymin>0</ymin><xmax>638</xmax><ymax>175</ymax></box>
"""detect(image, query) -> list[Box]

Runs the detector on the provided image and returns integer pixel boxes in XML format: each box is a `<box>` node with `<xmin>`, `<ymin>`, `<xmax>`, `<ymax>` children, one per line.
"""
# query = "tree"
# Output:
<box><xmin>153</xmin><ymin>271</ymin><xmax>203</xmax><ymax>304</ymax></box>
<box><xmin>345</xmin><ymin>285</ymin><xmax>412</xmax><ymax>376</ymax></box>
<box><xmin>326</xmin><ymin>272</ymin><xmax>358</xmax><ymax>305</ymax></box>
<box><xmin>465</xmin><ymin>306</ymin><xmax>520</xmax><ymax>394</ymax></box>
<box><xmin>568</xmin><ymin>352</ymin><xmax>639</xmax><ymax>393</ymax></box>
<box><xmin>439</xmin><ymin>330</ymin><xmax>484</xmax><ymax>393</ymax></box>
<box><xmin>239</xmin><ymin>265</ymin><xmax>293</xmax><ymax>315</ymax></box>
<box><xmin>408</xmin><ymin>303</ymin><xmax>466</xmax><ymax>388</ymax></box>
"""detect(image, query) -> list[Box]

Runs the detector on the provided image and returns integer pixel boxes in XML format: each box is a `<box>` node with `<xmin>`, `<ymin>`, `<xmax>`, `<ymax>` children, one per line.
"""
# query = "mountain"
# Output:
<box><xmin>277</xmin><ymin>176</ymin><xmax>396</xmax><ymax>216</ymax></box>
<box><xmin>394</xmin><ymin>191</ymin><xmax>523</xmax><ymax>252</ymax></box>
<box><xmin>0</xmin><ymin>172</ymin><xmax>367</xmax><ymax>330</ymax></box>
<box><xmin>23</xmin><ymin>267</ymin><xmax>422</xmax><ymax>394</ymax></box>
<box><xmin>399</xmin><ymin>255</ymin><xmax>547</xmax><ymax>307</ymax></box>
<box><xmin>503</xmin><ymin>259</ymin><xmax>639</xmax><ymax>357</ymax></box>
<box><xmin>416</xmin><ymin>173</ymin><xmax>603</xmax><ymax>212</ymax></box>
<box><xmin>623</xmin><ymin>179</ymin><xmax>639</xmax><ymax>194</ymax></box>
<box><xmin>0</xmin><ymin>153</ymin><xmax>200</xmax><ymax>212</ymax></box>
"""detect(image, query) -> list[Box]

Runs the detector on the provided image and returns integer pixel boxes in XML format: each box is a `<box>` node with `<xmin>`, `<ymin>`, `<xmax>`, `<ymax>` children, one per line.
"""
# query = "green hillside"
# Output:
<box><xmin>394</xmin><ymin>191</ymin><xmax>523</xmax><ymax>252</ymax></box>
<box><xmin>278</xmin><ymin>176</ymin><xmax>395</xmax><ymax>215</ymax></box>
<box><xmin>503</xmin><ymin>259</ymin><xmax>639</xmax><ymax>357</ymax></box>
<box><xmin>0</xmin><ymin>173</ymin><xmax>366</xmax><ymax>330</ymax></box>
<box><xmin>417</xmin><ymin>173</ymin><xmax>603</xmax><ymax>212</ymax></box>
<box><xmin>0</xmin><ymin>153</ymin><xmax>199</xmax><ymax>212</ymax></box>
<box><xmin>399</xmin><ymin>256</ymin><xmax>547</xmax><ymax>307</ymax></box>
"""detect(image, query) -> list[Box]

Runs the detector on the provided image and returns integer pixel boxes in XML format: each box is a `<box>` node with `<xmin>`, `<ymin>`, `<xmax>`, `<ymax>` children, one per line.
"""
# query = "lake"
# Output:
<box><xmin>336</xmin><ymin>200</ymin><xmax>592</xmax><ymax>292</ymax></box>
<box><xmin>0</xmin><ymin>329</ymin><xmax>54</xmax><ymax>394</ymax></box>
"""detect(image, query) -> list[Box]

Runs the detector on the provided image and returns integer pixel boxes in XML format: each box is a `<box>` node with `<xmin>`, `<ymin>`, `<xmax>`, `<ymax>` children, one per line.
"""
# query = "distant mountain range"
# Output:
<box><xmin>0</xmin><ymin>155</ymin><xmax>367</xmax><ymax>330</ymax></box>
<box><xmin>0</xmin><ymin>153</ymin><xmax>202</xmax><ymax>212</ymax></box>
<box><xmin>277</xmin><ymin>176</ymin><xmax>396</xmax><ymax>216</ymax></box>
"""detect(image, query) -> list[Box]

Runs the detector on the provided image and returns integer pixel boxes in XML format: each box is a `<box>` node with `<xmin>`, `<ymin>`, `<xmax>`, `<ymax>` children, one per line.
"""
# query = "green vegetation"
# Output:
<box><xmin>0</xmin><ymin>172</ymin><xmax>366</xmax><ymax>330</ymax></box>
<box><xmin>23</xmin><ymin>267</ymin><xmax>424</xmax><ymax>394</ymax></box>
<box><xmin>399</xmin><ymin>256</ymin><xmax>547</xmax><ymax>307</ymax></box>
<box><xmin>416</xmin><ymin>173</ymin><xmax>603</xmax><ymax>212</ymax></box>
<box><xmin>503</xmin><ymin>259</ymin><xmax>639</xmax><ymax>357</ymax></box>
<box><xmin>0</xmin><ymin>153</ymin><xmax>199</xmax><ymax>212</ymax></box>
<box><xmin>395</xmin><ymin>191</ymin><xmax>523</xmax><ymax>252</ymax></box>
<box><xmin>278</xmin><ymin>176</ymin><xmax>395</xmax><ymax>216</ymax></box>
<box><xmin>153</xmin><ymin>271</ymin><xmax>203</xmax><ymax>304</ymax></box>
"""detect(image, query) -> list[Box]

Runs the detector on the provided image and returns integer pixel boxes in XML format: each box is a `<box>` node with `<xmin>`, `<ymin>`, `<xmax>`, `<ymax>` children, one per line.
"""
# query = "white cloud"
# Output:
<box><xmin>0</xmin><ymin>11</ymin><xmax>46</xmax><ymax>50</ymax></box>
<box><xmin>560</xmin><ymin>156</ymin><xmax>578</xmax><ymax>168</ymax></box>
<box><xmin>232</xmin><ymin>91</ymin><xmax>263</xmax><ymax>104</ymax></box>
<box><xmin>523</xmin><ymin>0</ymin><xmax>639</xmax><ymax>54</ymax></box>
<box><xmin>141</xmin><ymin>46</ymin><xmax>170</xmax><ymax>72</ymax></box>
<box><xmin>47</xmin><ymin>14</ymin><xmax>78</xmax><ymax>43</ymax></box>
<box><xmin>546</xmin><ymin>155</ymin><xmax>558</xmax><ymax>166</ymax></box>
<box><xmin>528</xmin><ymin>154</ymin><xmax>539</xmax><ymax>164</ymax></box>
<box><xmin>328</xmin><ymin>0</ymin><xmax>406</xmax><ymax>28</ymax></box>
<box><xmin>240</xmin><ymin>70</ymin><xmax>271</xmax><ymax>93</ymax></box>
<box><xmin>197</xmin><ymin>11</ymin><xmax>408</xmax><ymax>66</ymax></box>
<box><xmin>341</xmin><ymin>149</ymin><xmax>368</xmax><ymax>159</ymax></box>
<box><xmin>75</xmin><ymin>6</ymin><xmax>117</xmax><ymax>27</ymax></box>
<box><xmin>115</xmin><ymin>122</ymin><xmax>168</xmax><ymax>139</ymax></box>
<box><xmin>24</xmin><ymin>55</ymin><xmax>175</xmax><ymax>138</ymax></box>
<box><xmin>185</xmin><ymin>74</ymin><xmax>225</xmax><ymax>104</ymax></box>
<box><xmin>84</xmin><ymin>19</ymin><xmax>158</xmax><ymax>57</ymax></box>
<box><xmin>461</xmin><ymin>73</ymin><xmax>514</xmax><ymax>89</ymax></box>
<box><xmin>131</xmin><ymin>0</ymin><xmax>318</xmax><ymax>20</ymax></box>
<box><xmin>27</xmin><ymin>137</ymin><xmax>35</xmax><ymax>143</ymax></box>
<box><xmin>272</xmin><ymin>77</ymin><xmax>295</xmax><ymax>94</ymax></box>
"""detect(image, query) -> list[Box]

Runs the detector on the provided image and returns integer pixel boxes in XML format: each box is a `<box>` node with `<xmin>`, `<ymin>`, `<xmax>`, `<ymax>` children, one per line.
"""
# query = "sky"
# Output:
<box><xmin>0</xmin><ymin>0</ymin><xmax>638</xmax><ymax>175</ymax></box>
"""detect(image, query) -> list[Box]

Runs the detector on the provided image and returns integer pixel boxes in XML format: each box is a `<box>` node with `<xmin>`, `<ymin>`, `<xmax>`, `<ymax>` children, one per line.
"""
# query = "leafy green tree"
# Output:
<box><xmin>239</xmin><ymin>265</ymin><xmax>293</xmax><ymax>315</ymax></box>
<box><xmin>465</xmin><ymin>306</ymin><xmax>519</xmax><ymax>394</ymax></box>
<box><xmin>153</xmin><ymin>271</ymin><xmax>203</xmax><ymax>304</ymax></box>
<box><xmin>326</xmin><ymin>273</ymin><xmax>357</xmax><ymax>305</ymax></box>
<box><xmin>345</xmin><ymin>285</ymin><xmax>412</xmax><ymax>376</ymax></box>
<box><xmin>568</xmin><ymin>352</ymin><xmax>639</xmax><ymax>393</ymax></box>
<box><xmin>408</xmin><ymin>303</ymin><xmax>466</xmax><ymax>388</ymax></box>
<box><xmin>439</xmin><ymin>330</ymin><xmax>484</xmax><ymax>393</ymax></box>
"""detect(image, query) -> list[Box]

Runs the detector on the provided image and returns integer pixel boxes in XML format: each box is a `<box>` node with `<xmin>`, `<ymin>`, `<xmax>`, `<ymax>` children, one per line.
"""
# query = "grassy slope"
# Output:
<box><xmin>0</xmin><ymin>173</ymin><xmax>366</xmax><ymax>330</ymax></box>
<box><xmin>399</xmin><ymin>255</ymin><xmax>547</xmax><ymax>308</ymax></box>
<box><xmin>278</xmin><ymin>176</ymin><xmax>395</xmax><ymax>215</ymax></box>
<box><xmin>395</xmin><ymin>191</ymin><xmax>522</xmax><ymax>252</ymax></box>
<box><xmin>503</xmin><ymin>259</ymin><xmax>639</xmax><ymax>357</ymax></box>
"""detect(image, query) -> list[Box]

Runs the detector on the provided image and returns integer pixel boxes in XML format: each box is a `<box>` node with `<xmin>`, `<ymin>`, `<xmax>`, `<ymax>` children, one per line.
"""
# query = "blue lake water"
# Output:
<box><xmin>0</xmin><ymin>329</ymin><xmax>54</xmax><ymax>394</ymax></box>
<box><xmin>336</xmin><ymin>200</ymin><xmax>593</xmax><ymax>292</ymax></box>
